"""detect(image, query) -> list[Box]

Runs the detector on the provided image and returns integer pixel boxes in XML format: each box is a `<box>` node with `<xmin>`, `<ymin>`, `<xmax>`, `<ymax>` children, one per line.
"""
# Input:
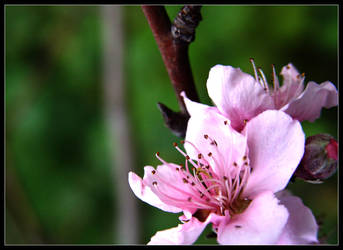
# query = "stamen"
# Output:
<box><xmin>155</xmin><ymin>152</ymin><xmax>169</xmax><ymax>165</ymax></box>
<box><xmin>250</xmin><ymin>58</ymin><xmax>259</xmax><ymax>82</ymax></box>
<box><xmin>258</xmin><ymin>67</ymin><xmax>269</xmax><ymax>92</ymax></box>
<box><xmin>272</xmin><ymin>64</ymin><xmax>279</xmax><ymax>90</ymax></box>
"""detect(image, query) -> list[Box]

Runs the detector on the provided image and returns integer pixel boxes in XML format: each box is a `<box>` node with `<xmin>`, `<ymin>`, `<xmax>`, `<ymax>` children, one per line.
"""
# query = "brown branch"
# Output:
<box><xmin>141</xmin><ymin>5</ymin><xmax>200</xmax><ymax>115</ymax></box>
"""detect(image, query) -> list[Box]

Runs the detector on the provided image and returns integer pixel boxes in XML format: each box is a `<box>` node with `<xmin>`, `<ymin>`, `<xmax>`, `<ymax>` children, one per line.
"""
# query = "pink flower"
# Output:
<box><xmin>206</xmin><ymin>60</ymin><xmax>338</xmax><ymax>131</ymax></box>
<box><xmin>128</xmin><ymin>98</ymin><xmax>318</xmax><ymax>245</ymax></box>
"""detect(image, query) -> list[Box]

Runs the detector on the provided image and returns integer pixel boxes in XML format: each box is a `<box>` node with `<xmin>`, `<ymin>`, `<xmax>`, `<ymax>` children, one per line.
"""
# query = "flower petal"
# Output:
<box><xmin>281</xmin><ymin>81</ymin><xmax>338</xmax><ymax>122</ymax></box>
<box><xmin>274</xmin><ymin>63</ymin><xmax>305</xmax><ymax>108</ymax></box>
<box><xmin>183</xmin><ymin>95</ymin><xmax>247</xmax><ymax>177</ymax></box>
<box><xmin>181</xmin><ymin>91</ymin><xmax>220</xmax><ymax>118</ymax></box>
<box><xmin>206</xmin><ymin>64</ymin><xmax>274</xmax><ymax>131</ymax></box>
<box><xmin>275</xmin><ymin>190</ymin><xmax>319</xmax><ymax>245</ymax></box>
<box><xmin>217</xmin><ymin>191</ymin><xmax>289</xmax><ymax>245</ymax></box>
<box><xmin>128</xmin><ymin>168</ymin><xmax>182</xmax><ymax>213</ymax></box>
<box><xmin>147</xmin><ymin>216</ymin><xmax>210</xmax><ymax>245</ymax></box>
<box><xmin>242</xmin><ymin>110</ymin><xmax>305</xmax><ymax>197</ymax></box>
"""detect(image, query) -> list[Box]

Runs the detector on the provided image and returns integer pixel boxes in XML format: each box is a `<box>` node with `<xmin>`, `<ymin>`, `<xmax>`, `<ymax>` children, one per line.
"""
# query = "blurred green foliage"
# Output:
<box><xmin>6</xmin><ymin>5</ymin><xmax>337</xmax><ymax>244</ymax></box>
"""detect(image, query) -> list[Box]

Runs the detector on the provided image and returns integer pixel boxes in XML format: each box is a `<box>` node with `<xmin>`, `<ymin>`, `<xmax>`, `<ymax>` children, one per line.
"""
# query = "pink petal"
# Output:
<box><xmin>275</xmin><ymin>63</ymin><xmax>305</xmax><ymax>108</ymax></box>
<box><xmin>275</xmin><ymin>190</ymin><xmax>319</xmax><ymax>245</ymax></box>
<box><xmin>147</xmin><ymin>216</ymin><xmax>210</xmax><ymax>245</ymax></box>
<box><xmin>281</xmin><ymin>81</ymin><xmax>338</xmax><ymax>122</ymax></box>
<box><xmin>206</xmin><ymin>65</ymin><xmax>274</xmax><ymax>131</ymax></box>
<box><xmin>217</xmin><ymin>191</ymin><xmax>289</xmax><ymax>245</ymax></box>
<box><xmin>183</xmin><ymin>94</ymin><xmax>247</xmax><ymax>177</ymax></box>
<box><xmin>128</xmin><ymin>168</ymin><xmax>182</xmax><ymax>213</ymax></box>
<box><xmin>242</xmin><ymin>110</ymin><xmax>305</xmax><ymax>197</ymax></box>
<box><xmin>180</xmin><ymin>91</ymin><xmax>220</xmax><ymax>118</ymax></box>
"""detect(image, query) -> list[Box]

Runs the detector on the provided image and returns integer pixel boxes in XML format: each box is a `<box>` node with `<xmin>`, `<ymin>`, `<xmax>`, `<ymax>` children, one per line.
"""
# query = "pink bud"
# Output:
<box><xmin>294</xmin><ymin>134</ymin><xmax>338</xmax><ymax>182</ymax></box>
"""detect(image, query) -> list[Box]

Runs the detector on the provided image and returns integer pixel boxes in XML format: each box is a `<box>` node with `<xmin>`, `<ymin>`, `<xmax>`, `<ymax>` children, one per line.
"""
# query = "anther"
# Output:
<box><xmin>223</xmin><ymin>176</ymin><xmax>228</xmax><ymax>180</ymax></box>
<box><xmin>191</xmin><ymin>182</ymin><xmax>195</xmax><ymax>186</ymax></box>
<box><xmin>210</xmin><ymin>140</ymin><xmax>218</xmax><ymax>146</ymax></box>
<box><xmin>176</xmin><ymin>168</ymin><xmax>180</xmax><ymax>171</ymax></box>
<box><xmin>286</xmin><ymin>65</ymin><xmax>291</xmax><ymax>69</ymax></box>
<box><xmin>183</xmin><ymin>178</ymin><xmax>189</xmax><ymax>183</ymax></box>
<box><xmin>173</xmin><ymin>142</ymin><xmax>178</xmax><ymax>147</ymax></box>
<box><xmin>198</xmin><ymin>153</ymin><xmax>202</xmax><ymax>159</ymax></box>
<box><xmin>186</xmin><ymin>155</ymin><xmax>190</xmax><ymax>160</ymax></box>
<box><xmin>233</xmin><ymin>162</ymin><xmax>238</xmax><ymax>167</ymax></box>
<box><xmin>204</xmin><ymin>134</ymin><xmax>209</xmax><ymax>139</ymax></box>
<box><xmin>156</xmin><ymin>152</ymin><xmax>160</xmax><ymax>156</ymax></box>
<box><xmin>208</xmin><ymin>152</ymin><xmax>212</xmax><ymax>157</ymax></box>
<box><xmin>152</xmin><ymin>181</ymin><xmax>157</xmax><ymax>186</ymax></box>
<box><xmin>224</xmin><ymin>120</ymin><xmax>228</xmax><ymax>125</ymax></box>
<box><xmin>151</xmin><ymin>170</ymin><xmax>156</xmax><ymax>174</ymax></box>
<box><xmin>187</xmin><ymin>197</ymin><xmax>192</xmax><ymax>202</ymax></box>
<box><xmin>243</xmin><ymin>155</ymin><xmax>247</xmax><ymax>161</ymax></box>
<box><xmin>180</xmin><ymin>140</ymin><xmax>185</xmax><ymax>144</ymax></box>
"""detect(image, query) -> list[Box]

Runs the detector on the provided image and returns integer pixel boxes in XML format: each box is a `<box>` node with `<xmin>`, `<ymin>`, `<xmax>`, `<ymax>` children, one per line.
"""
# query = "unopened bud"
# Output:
<box><xmin>294</xmin><ymin>134</ymin><xmax>338</xmax><ymax>182</ymax></box>
<box><xmin>157</xmin><ymin>102</ymin><xmax>189</xmax><ymax>138</ymax></box>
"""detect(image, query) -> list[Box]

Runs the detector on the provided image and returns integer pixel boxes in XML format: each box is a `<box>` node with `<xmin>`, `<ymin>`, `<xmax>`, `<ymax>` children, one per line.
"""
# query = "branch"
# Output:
<box><xmin>142</xmin><ymin>5</ymin><xmax>201</xmax><ymax>136</ymax></box>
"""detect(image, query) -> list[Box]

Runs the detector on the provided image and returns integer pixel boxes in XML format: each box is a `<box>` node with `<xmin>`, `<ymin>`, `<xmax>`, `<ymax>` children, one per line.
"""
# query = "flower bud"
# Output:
<box><xmin>294</xmin><ymin>134</ymin><xmax>338</xmax><ymax>182</ymax></box>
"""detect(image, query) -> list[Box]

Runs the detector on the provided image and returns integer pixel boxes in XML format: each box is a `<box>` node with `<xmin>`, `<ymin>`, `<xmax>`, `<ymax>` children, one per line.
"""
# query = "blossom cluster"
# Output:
<box><xmin>128</xmin><ymin>61</ymin><xmax>338</xmax><ymax>245</ymax></box>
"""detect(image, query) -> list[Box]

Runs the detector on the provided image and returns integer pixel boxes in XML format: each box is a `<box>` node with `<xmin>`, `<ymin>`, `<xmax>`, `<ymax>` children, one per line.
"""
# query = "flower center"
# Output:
<box><xmin>153</xmin><ymin>134</ymin><xmax>252</xmax><ymax>217</ymax></box>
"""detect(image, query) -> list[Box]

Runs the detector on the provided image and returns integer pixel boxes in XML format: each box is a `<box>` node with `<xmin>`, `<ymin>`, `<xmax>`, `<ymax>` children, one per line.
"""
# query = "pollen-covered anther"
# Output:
<box><xmin>204</xmin><ymin>134</ymin><xmax>209</xmax><ymax>139</ymax></box>
<box><xmin>208</xmin><ymin>152</ymin><xmax>212</xmax><ymax>157</ymax></box>
<box><xmin>180</xmin><ymin>140</ymin><xmax>185</xmax><ymax>144</ymax></box>
<box><xmin>186</xmin><ymin>155</ymin><xmax>190</xmax><ymax>160</ymax></box>
<box><xmin>224</xmin><ymin>120</ymin><xmax>228</xmax><ymax>125</ymax></box>
<box><xmin>233</xmin><ymin>162</ymin><xmax>238</xmax><ymax>167</ymax></box>
<box><xmin>173</xmin><ymin>142</ymin><xmax>178</xmax><ymax>147</ymax></box>
<box><xmin>183</xmin><ymin>178</ymin><xmax>189</xmax><ymax>183</ymax></box>
<box><xmin>152</xmin><ymin>181</ymin><xmax>157</xmax><ymax>186</ymax></box>
<box><xmin>210</xmin><ymin>140</ymin><xmax>218</xmax><ymax>146</ymax></box>
<box><xmin>242</xmin><ymin>155</ymin><xmax>247</xmax><ymax>161</ymax></box>
<box><xmin>198</xmin><ymin>153</ymin><xmax>202</xmax><ymax>159</ymax></box>
<box><xmin>151</xmin><ymin>170</ymin><xmax>156</xmax><ymax>174</ymax></box>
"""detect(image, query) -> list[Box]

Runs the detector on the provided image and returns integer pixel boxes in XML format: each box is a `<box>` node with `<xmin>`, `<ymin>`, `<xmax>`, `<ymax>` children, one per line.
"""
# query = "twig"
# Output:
<box><xmin>141</xmin><ymin>5</ymin><xmax>201</xmax><ymax>115</ymax></box>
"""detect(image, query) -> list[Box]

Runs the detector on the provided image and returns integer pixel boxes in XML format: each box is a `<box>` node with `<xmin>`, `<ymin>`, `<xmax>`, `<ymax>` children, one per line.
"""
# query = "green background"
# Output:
<box><xmin>5</xmin><ymin>5</ymin><xmax>338</xmax><ymax>244</ymax></box>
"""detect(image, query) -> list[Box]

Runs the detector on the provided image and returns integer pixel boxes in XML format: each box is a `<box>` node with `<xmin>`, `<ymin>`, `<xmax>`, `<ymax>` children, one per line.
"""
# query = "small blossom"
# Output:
<box><xmin>205</xmin><ymin>60</ymin><xmax>338</xmax><ymax>131</ymax></box>
<box><xmin>128</xmin><ymin>106</ymin><xmax>318</xmax><ymax>245</ymax></box>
